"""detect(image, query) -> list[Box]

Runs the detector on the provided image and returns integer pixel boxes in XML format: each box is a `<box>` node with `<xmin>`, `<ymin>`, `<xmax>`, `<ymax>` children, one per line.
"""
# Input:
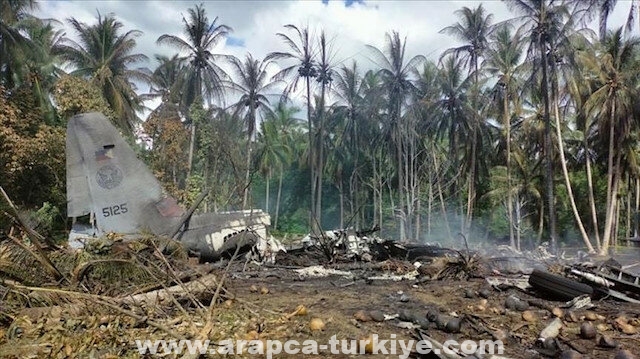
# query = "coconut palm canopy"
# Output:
<box><xmin>3</xmin><ymin>0</ymin><xmax>640</xmax><ymax>257</ymax></box>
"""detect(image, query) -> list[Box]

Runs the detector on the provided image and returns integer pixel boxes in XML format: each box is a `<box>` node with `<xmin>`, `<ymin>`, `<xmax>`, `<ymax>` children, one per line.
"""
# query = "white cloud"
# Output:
<box><xmin>34</xmin><ymin>0</ymin><xmax>637</xmax><ymax>117</ymax></box>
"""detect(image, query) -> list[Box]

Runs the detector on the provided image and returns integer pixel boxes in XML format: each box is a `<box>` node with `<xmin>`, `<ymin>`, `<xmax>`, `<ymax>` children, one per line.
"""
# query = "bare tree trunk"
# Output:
<box><xmin>515</xmin><ymin>197</ymin><xmax>522</xmax><ymax>250</ymax></box>
<box><xmin>427</xmin><ymin>180</ymin><xmax>433</xmax><ymax>237</ymax></box>
<box><xmin>415</xmin><ymin>194</ymin><xmax>421</xmax><ymax>242</ymax></box>
<box><xmin>432</xmin><ymin>150</ymin><xmax>452</xmax><ymax>240</ymax></box>
<box><xmin>614</xmin><ymin>189</ymin><xmax>621</xmax><ymax>248</ymax></box>
<box><xmin>635</xmin><ymin>177</ymin><xmax>639</xmax><ymax>237</ymax></box>
<box><xmin>627</xmin><ymin>174</ymin><xmax>632</xmax><ymax>239</ymax></box>
<box><xmin>538</xmin><ymin>201</ymin><xmax>544</xmax><ymax>243</ymax></box>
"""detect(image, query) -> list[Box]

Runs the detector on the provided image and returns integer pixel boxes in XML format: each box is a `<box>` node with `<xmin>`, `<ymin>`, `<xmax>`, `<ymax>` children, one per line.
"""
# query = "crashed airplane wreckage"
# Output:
<box><xmin>66</xmin><ymin>112</ymin><xmax>279</xmax><ymax>262</ymax></box>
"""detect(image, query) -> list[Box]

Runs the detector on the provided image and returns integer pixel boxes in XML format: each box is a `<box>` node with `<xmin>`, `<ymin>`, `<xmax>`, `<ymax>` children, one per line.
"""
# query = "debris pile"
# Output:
<box><xmin>2</xmin><ymin>219</ymin><xmax>640</xmax><ymax>358</ymax></box>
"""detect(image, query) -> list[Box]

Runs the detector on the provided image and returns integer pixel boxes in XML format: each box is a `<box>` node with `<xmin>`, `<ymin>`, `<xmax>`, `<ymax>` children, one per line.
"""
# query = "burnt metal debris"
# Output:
<box><xmin>2</xmin><ymin>111</ymin><xmax>640</xmax><ymax>357</ymax></box>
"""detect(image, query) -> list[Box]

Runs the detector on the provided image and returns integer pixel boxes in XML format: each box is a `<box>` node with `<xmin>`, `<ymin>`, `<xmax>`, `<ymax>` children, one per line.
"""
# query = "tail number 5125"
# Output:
<box><xmin>102</xmin><ymin>203</ymin><xmax>128</xmax><ymax>217</ymax></box>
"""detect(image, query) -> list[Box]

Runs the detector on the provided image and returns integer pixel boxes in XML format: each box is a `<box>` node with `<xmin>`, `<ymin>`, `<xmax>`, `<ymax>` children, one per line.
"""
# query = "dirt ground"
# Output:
<box><xmin>1</xmin><ymin>252</ymin><xmax>639</xmax><ymax>358</ymax></box>
<box><xmin>222</xmin><ymin>265</ymin><xmax>639</xmax><ymax>359</ymax></box>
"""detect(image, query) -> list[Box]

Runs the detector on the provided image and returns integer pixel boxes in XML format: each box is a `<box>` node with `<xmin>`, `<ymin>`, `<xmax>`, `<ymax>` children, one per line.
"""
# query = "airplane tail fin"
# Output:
<box><xmin>66</xmin><ymin>112</ymin><xmax>184</xmax><ymax>235</ymax></box>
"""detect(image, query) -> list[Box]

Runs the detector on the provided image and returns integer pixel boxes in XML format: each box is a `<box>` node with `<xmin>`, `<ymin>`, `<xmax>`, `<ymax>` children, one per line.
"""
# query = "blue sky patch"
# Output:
<box><xmin>226</xmin><ymin>36</ymin><xmax>245</xmax><ymax>47</ymax></box>
<box><xmin>321</xmin><ymin>0</ymin><xmax>364</xmax><ymax>7</ymax></box>
<box><xmin>344</xmin><ymin>0</ymin><xmax>364</xmax><ymax>7</ymax></box>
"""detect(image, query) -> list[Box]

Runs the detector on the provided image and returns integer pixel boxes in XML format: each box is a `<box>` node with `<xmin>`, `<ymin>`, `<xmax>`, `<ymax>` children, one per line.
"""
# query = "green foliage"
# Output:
<box><xmin>142</xmin><ymin>108</ymin><xmax>189</xmax><ymax>198</ymax></box>
<box><xmin>53</xmin><ymin>75</ymin><xmax>115</xmax><ymax>122</ymax></box>
<box><xmin>0</xmin><ymin>86</ymin><xmax>66</xmax><ymax>213</ymax></box>
<box><xmin>2</xmin><ymin>1</ymin><xmax>640</xmax><ymax>251</ymax></box>
<box><xmin>57</xmin><ymin>13</ymin><xmax>149</xmax><ymax>132</ymax></box>
<box><xmin>29</xmin><ymin>202</ymin><xmax>62</xmax><ymax>236</ymax></box>
<box><xmin>185</xmin><ymin>174</ymin><xmax>205</xmax><ymax>206</ymax></box>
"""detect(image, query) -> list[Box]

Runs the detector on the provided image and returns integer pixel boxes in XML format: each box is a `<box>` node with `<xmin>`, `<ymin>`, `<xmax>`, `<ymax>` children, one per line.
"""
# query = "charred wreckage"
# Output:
<box><xmin>59</xmin><ymin>112</ymin><xmax>640</xmax><ymax>359</ymax></box>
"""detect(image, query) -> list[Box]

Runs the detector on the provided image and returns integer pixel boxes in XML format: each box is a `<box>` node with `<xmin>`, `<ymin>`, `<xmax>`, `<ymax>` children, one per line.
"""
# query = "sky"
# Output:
<box><xmin>34</xmin><ymin>0</ymin><xmax>636</xmax><ymax>112</ymax></box>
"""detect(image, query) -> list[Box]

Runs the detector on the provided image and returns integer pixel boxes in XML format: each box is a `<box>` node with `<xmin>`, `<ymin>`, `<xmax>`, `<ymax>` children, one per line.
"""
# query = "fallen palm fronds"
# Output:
<box><xmin>1</xmin><ymin>186</ymin><xmax>66</xmax><ymax>282</ymax></box>
<box><xmin>435</xmin><ymin>249</ymin><xmax>487</xmax><ymax>280</ymax></box>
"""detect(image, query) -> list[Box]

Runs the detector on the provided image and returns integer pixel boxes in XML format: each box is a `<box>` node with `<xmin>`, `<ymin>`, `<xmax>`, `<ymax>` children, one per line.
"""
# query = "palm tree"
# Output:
<box><xmin>19</xmin><ymin>17</ymin><xmax>64</xmax><ymax>124</ymax></box>
<box><xmin>0</xmin><ymin>0</ymin><xmax>37</xmax><ymax>88</ymax></box>
<box><xmin>226</xmin><ymin>53</ymin><xmax>279</xmax><ymax>208</ymax></box>
<box><xmin>157</xmin><ymin>3</ymin><xmax>231</xmax><ymax>176</ymax></box>
<box><xmin>367</xmin><ymin>31</ymin><xmax>425</xmax><ymax>241</ymax></box>
<box><xmin>157</xmin><ymin>3</ymin><xmax>231</xmax><ymax>108</ymax></box>
<box><xmin>584</xmin><ymin>27</ymin><xmax>640</xmax><ymax>254</ymax></box>
<box><xmin>569</xmin><ymin>42</ymin><xmax>603</xmax><ymax>249</ymax></box>
<box><xmin>312</xmin><ymin>31</ymin><xmax>335</xmax><ymax>230</ymax></box>
<box><xmin>504</xmin><ymin>0</ymin><xmax>571</xmax><ymax>251</ymax></box>
<box><xmin>147</xmin><ymin>54</ymin><xmax>185</xmax><ymax>108</ymax></box>
<box><xmin>359</xmin><ymin>69</ymin><xmax>388</xmax><ymax>228</ymax></box>
<box><xmin>434</xmin><ymin>54</ymin><xmax>471</xmax><ymax>188</ymax></box>
<box><xmin>143</xmin><ymin>55</ymin><xmax>188</xmax><ymax>189</ymax></box>
<box><xmin>259</xmin><ymin>102</ymin><xmax>303</xmax><ymax>229</ymax></box>
<box><xmin>440</xmin><ymin>4</ymin><xmax>494</xmax><ymax>232</ymax></box>
<box><xmin>257</xmin><ymin>115</ymin><xmax>287</xmax><ymax>220</ymax></box>
<box><xmin>57</xmin><ymin>12</ymin><xmax>149</xmax><ymax>132</ymax></box>
<box><xmin>486</xmin><ymin>24</ymin><xmax>525</xmax><ymax>248</ymax></box>
<box><xmin>332</xmin><ymin>61</ymin><xmax>367</xmax><ymax>228</ymax></box>
<box><xmin>267</xmin><ymin>24</ymin><xmax>318</xmax><ymax>232</ymax></box>
<box><xmin>413</xmin><ymin>61</ymin><xmax>442</xmax><ymax>237</ymax></box>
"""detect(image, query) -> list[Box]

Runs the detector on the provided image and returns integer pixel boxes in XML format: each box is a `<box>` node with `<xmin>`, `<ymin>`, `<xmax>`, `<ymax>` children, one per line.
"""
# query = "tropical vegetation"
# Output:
<box><xmin>3</xmin><ymin>0</ymin><xmax>640</xmax><ymax>256</ymax></box>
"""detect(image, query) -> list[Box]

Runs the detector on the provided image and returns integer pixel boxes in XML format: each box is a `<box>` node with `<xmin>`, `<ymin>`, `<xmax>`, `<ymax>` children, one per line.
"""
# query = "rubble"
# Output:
<box><xmin>2</xmin><ymin>232</ymin><xmax>640</xmax><ymax>358</ymax></box>
<box><xmin>4</xmin><ymin>173</ymin><xmax>640</xmax><ymax>358</ymax></box>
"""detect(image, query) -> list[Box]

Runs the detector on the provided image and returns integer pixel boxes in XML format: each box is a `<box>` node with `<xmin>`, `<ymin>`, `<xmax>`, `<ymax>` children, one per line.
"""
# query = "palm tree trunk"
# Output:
<box><xmin>275</xmin><ymin>165</ymin><xmax>284</xmax><ymax>231</ymax></box>
<box><xmin>585</xmin><ymin>134</ymin><xmax>601</xmax><ymax>249</ymax></box>
<box><xmin>242</xmin><ymin>104</ymin><xmax>256</xmax><ymax>209</ymax></box>
<box><xmin>187</xmin><ymin>123</ymin><xmax>196</xmax><ymax>179</ymax></box>
<box><xmin>504</xmin><ymin>84</ymin><xmax>515</xmax><ymax>249</ymax></box>
<box><xmin>601</xmin><ymin>99</ymin><xmax>617</xmax><ymax>254</ymax></box>
<box><xmin>265</xmin><ymin>169</ymin><xmax>270</xmax><ymax>212</ymax></box>
<box><xmin>602</xmin><ymin>152</ymin><xmax>622</xmax><ymax>254</ymax></box>
<box><xmin>397</xmin><ymin>118</ymin><xmax>406</xmax><ymax>241</ymax></box>
<box><xmin>316</xmin><ymin>81</ymin><xmax>326</xmax><ymax>232</ymax></box>
<box><xmin>306</xmin><ymin>76</ymin><xmax>317</xmax><ymax>235</ymax></box>
<box><xmin>552</xmin><ymin>75</ymin><xmax>594</xmax><ymax>252</ymax></box>
<box><xmin>541</xmin><ymin>39</ymin><xmax>557</xmax><ymax>252</ymax></box>
<box><xmin>339</xmin><ymin>181</ymin><xmax>344</xmax><ymax>229</ymax></box>
<box><xmin>466</xmin><ymin>60</ymin><xmax>479</xmax><ymax>235</ymax></box>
